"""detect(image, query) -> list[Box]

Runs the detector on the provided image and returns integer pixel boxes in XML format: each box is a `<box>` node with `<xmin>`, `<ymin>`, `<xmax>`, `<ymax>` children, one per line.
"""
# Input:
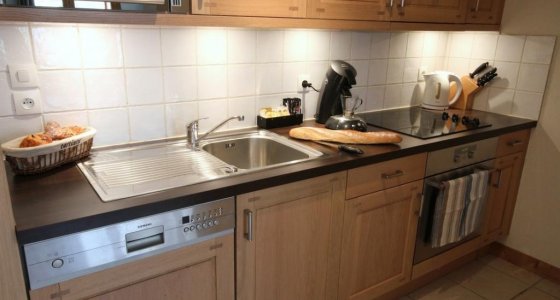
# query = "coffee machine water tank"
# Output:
<box><xmin>315</xmin><ymin>60</ymin><xmax>357</xmax><ymax>124</ymax></box>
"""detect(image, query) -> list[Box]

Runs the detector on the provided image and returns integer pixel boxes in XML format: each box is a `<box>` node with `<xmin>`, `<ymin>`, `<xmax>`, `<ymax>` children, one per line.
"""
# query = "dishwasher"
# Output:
<box><xmin>23</xmin><ymin>197</ymin><xmax>234</xmax><ymax>291</ymax></box>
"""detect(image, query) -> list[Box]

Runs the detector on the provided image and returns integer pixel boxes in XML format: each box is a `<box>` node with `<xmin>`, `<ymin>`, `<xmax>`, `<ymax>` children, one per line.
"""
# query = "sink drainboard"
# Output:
<box><xmin>78</xmin><ymin>144</ymin><xmax>236</xmax><ymax>202</ymax></box>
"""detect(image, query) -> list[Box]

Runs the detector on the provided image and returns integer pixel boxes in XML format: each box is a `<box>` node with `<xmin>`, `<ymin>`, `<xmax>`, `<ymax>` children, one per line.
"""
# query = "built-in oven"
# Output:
<box><xmin>414</xmin><ymin>137</ymin><xmax>498</xmax><ymax>264</ymax></box>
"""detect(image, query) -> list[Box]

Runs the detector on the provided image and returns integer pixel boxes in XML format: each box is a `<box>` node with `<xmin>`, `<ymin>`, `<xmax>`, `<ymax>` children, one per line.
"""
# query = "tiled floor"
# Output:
<box><xmin>401</xmin><ymin>255</ymin><xmax>560</xmax><ymax>300</ymax></box>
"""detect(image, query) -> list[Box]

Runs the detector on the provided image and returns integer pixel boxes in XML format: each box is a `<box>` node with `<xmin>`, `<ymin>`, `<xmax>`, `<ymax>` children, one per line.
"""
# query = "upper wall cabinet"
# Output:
<box><xmin>307</xmin><ymin>0</ymin><xmax>390</xmax><ymax>21</ymax></box>
<box><xmin>191</xmin><ymin>0</ymin><xmax>307</xmax><ymax>18</ymax></box>
<box><xmin>465</xmin><ymin>0</ymin><xmax>504</xmax><ymax>24</ymax></box>
<box><xmin>389</xmin><ymin>0</ymin><xmax>468</xmax><ymax>23</ymax></box>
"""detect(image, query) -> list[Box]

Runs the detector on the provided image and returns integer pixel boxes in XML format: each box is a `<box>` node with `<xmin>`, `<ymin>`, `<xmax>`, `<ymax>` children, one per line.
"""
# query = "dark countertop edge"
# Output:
<box><xmin>13</xmin><ymin>118</ymin><xmax>537</xmax><ymax>245</ymax></box>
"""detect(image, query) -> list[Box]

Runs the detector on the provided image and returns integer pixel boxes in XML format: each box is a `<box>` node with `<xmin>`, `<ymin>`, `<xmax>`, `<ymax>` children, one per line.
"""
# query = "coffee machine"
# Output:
<box><xmin>315</xmin><ymin>60</ymin><xmax>357</xmax><ymax>124</ymax></box>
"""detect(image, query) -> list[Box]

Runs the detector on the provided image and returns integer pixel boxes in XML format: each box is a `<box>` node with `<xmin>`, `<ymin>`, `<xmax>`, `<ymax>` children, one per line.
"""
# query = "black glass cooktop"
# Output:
<box><xmin>359</xmin><ymin>106</ymin><xmax>491</xmax><ymax>139</ymax></box>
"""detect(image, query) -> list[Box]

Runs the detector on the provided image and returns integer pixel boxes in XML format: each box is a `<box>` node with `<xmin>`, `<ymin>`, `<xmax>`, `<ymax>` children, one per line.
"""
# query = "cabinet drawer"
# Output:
<box><xmin>496</xmin><ymin>129</ymin><xmax>530</xmax><ymax>157</ymax></box>
<box><xmin>346</xmin><ymin>153</ymin><xmax>427</xmax><ymax>199</ymax></box>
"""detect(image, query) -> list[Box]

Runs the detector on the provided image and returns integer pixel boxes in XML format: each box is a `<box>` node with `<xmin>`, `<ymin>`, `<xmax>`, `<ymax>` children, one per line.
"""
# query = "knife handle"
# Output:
<box><xmin>470</xmin><ymin>62</ymin><xmax>489</xmax><ymax>78</ymax></box>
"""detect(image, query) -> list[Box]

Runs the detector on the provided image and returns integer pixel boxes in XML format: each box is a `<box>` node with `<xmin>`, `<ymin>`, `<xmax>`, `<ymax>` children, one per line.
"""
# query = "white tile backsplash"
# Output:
<box><xmin>122</xmin><ymin>28</ymin><xmax>162</xmax><ymax>67</ymax></box>
<box><xmin>197</xmin><ymin>65</ymin><xmax>227</xmax><ymax>99</ymax></box>
<box><xmin>307</xmin><ymin>30</ymin><xmax>331</xmax><ymax>61</ymax></box>
<box><xmin>0</xmin><ymin>23</ymin><xmax>554</xmax><ymax>146</ymax></box>
<box><xmin>197</xmin><ymin>28</ymin><xmax>227</xmax><ymax>65</ymax></box>
<box><xmin>161</xmin><ymin>28</ymin><xmax>197</xmax><ymax>66</ymax></box>
<box><xmin>79</xmin><ymin>26</ymin><xmax>123</xmax><ymax>69</ymax></box>
<box><xmin>163</xmin><ymin>66</ymin><xmax>197</xmax><ymax>102</ymax></box>
<box><xmin>350</xmin><ymin>32</ymin><xmax>372</xmax><ymax>60</ymax></box>
<box><xmin>125</xmin><ymin>68</ymin><xmax>164</xmax><ymax>105</ymax></box>
<box><xmin>370</xmin><ymin>32</ymin><xmax>390</xmax><ymax>59</ymax></box>
<box><xmin>228</xmin><ymin>29</ymin><xmax>256</xmax><ymax>64</ymax></box>
<box><xmin>522</xmin><ymin>36</ymin><xmax>556</xmax><ymax>64</ymax></box>
<box><xmin>0</xmin><ymin>25</ymin><xmax>34</xmax><ymax>71</ymax></box>
<box><xmin>43</xmin><ymin>111</ymin><xmax>88</xmax><ymax>127</ymax></box>
<box><xmin>0</xmin><ymin>115</ymin><xmax>43</xmax><ymax>143</ymax></box>
<box><xmin>129</xmin><ymin>105</ymin><xmax>166</xmax><ymax>142</ymax></box>
<box><xmin>256</xmin><ymin>30</ymin><xmax>284</xmax><ymax>63</ymax></box>
<box><xmin>88</xmin><ymin>108</ymin><xmax>129</xmax><ymax>146</ymax></box>
<box><xmin>368</xmin><ymin>59</ymin><xmax>388</xmax><ymax>85</ymax></box>
<box><xmin>495</xmin><ymin>35</ymin><xmax>525</xmax><ymax>62</ymax></box>
<box><xmin>389</xmin><ymin>32</ymin><xmax>408</xmax><ymax>59</ymax></box>
<box><xmin>227</xmin><ymin>64</ymin><xmax>256</xmax><ymax>97</ymax></box>
<box><xmin>38</xmin><ymin>70</ymin><xmax>86</xmax><ymax>112</ymax></box>
<box><xmin>517</xmin><ymin>63</ymin><xmax>550</xmax><ymax>93</ymax></box>
<box><xmin>32</xmin><ymin>24</ymin><xmax>81</xmax><ymax>69</ymax></box>
<box><xmin>0</xmin><ymin>72</ymin><xmax>14</xmax><ymax>116</ymax></box>
<box><xmin>165</xmin><ymin>101</ymin><xmax>198</xmax><ymax>137</ymax></box>
<box><xmin>84</xmin><ymin>69</ymin><xmax>126</xmax><ymax>109</ymax></box>
<box><xmin>512</xmin><ymin>91</ymin><xmax>543</xmax><ymax>120</ymax></box>
<box><xmin>330</xmin><ymin>31</ymin><xmax>351</xmax><ymax>60</ymax></box>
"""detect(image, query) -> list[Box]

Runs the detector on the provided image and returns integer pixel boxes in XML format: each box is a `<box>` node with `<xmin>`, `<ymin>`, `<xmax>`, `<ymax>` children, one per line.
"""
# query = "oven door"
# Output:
<box><xmin>413</xmin><ymin>159</ymin><xmax>494</xmax><ymax>265</ymax></box>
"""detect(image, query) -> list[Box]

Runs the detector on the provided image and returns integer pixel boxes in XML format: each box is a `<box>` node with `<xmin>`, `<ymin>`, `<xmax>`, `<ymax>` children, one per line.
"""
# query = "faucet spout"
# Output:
<box><xmin>187</xmin><ymin>115</ymin><xmax>244</xmax><ymax>150</ymax></box>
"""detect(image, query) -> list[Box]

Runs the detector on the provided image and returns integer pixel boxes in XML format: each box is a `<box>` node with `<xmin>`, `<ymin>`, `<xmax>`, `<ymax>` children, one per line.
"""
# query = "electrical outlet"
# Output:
<box><xmin>13</xmin><ymin>90</ymin><xmax>42</xmax><ymax>115</ymax></box>
<box><xmin>297</xmin><ymin>74</ymin><xmax>310</xmax><ymax>92</ymax></box>
<box><xmin>417</xmin><ymin>66</ymin><xmax>427</xmax><ymax>82</ymax></box>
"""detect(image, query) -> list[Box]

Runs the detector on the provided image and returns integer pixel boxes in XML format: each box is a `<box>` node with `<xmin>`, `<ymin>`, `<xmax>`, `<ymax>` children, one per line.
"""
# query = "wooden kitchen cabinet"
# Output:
<box><xmin>465</xmin><ymin>0</ymin><xmax>504</xmax><ymax>24</ymax></box>
<box><xmin>389</xmin><ymin>0</ymin><xmax>468</xmax><ymax>23</ymax></box>
<box><xmin>483</xmin><ymin>151</ymin><xmax>525</xmax><ymax>244</ymax></box>
<box><xmin>191</xmin><ymin>0</ymin><xmax>307</xmax><ymax>18</ymax></box>
<box><xmin>236</xmin><ymin>172</ymin><xmax>346</xmax><ymax>300</ymax></box>
<box><xmin>30</xmin><ymin>234</ymin><xmax>234</xmax><ymax>300</ymax></box>
<box><xmin>338</xmin><ymin>180</ymin><xmax>422</xmax><ymax>300</ymax></box>
<box><xmin>307</xmin><ymin>0</ymin><xmax>390</xmax><ymax>21</ymax></box>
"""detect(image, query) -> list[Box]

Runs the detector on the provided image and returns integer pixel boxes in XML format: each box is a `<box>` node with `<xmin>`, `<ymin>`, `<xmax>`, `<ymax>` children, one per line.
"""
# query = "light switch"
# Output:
<box><xmin>8</xmin><ymin>64</ymin><xmax>38</xmax><ymax>88</ymax></box>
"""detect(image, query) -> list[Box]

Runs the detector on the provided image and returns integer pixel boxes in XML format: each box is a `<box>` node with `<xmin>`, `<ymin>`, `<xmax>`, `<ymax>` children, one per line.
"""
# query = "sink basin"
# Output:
<box><xmin>200</xmin><ymin>130</ymin><xmax>322</xmax><ymax>170</ymax></box>
<box><xmin>78</xmin><ymin>130</ymin><xmax>322</xmax><ymax>202</ymax></box>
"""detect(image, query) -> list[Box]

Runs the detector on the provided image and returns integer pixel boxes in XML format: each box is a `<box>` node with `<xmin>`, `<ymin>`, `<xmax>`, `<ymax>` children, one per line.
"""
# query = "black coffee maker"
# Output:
<box><xmin>314</xmin><ymin>60</ymin><xmax>357</xmax><ymax>124</ymax></box>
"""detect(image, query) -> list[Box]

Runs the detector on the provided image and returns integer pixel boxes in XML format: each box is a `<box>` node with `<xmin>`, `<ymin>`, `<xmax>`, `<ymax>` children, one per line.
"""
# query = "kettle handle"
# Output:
<box><xmin>448</xmin><ymin>73</ymin><xmax>463</xmax><ymax>106</ymax></box>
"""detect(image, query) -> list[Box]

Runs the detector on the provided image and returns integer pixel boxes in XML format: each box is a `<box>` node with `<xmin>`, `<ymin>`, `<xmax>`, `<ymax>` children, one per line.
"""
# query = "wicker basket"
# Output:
<box><xmin>1</xmin><ymin>127</ymin><xmax>96</xmax><ymax>175</ymax></box>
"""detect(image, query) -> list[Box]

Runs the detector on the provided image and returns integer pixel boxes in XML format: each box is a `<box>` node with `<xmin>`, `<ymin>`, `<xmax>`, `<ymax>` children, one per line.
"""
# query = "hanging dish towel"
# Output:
<box><xmin>431</xmin><ymin>175</ymin><xmax>471</xmax><ymax>248</ymax></box>
<box><xmin>462</xmin><ymin>170</ymin><xmax>490</xmax><ymax>236</ymax></box>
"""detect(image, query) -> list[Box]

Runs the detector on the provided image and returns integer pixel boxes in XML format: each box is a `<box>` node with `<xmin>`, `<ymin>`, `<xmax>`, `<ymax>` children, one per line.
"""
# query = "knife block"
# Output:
<box><xmin>449</xmin><ymin>76</ymin><xmax>482</xmax><ymax>110</ymax></box>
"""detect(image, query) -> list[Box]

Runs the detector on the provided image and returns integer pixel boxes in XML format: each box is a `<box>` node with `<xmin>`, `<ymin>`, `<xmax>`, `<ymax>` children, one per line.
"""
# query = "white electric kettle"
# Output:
<box><xmin>421</xmin><ymin>71</ymin><xmax>463</xmax><ymax>110</ymax></box>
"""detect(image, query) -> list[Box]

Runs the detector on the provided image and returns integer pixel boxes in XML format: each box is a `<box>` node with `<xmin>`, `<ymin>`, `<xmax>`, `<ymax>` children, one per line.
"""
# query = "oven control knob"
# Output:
<box><xmin>472</xmin><ymin>118</ymin><xmax>480</xmax><ymax>127</ymax></box>
<box><xmin>451</xmin><ymin>114</ymin><xmax>460</xmax><ymax>124</ymax></box>
<box><xmin>461</xmin><ymin>116</ymin><xmax>470</xmax><ymax>125</ymax></box>
<box><xmin>52</xmin><ymin>258</ymin><xmax>64</xmax><ymax>269</ymax></box>
<box><xmin>196</xmin><ymin>224</ymin><xmax>202</xmax><ymax>230</ymax></box>
<box><xmin>442</xmin><ymin>112</ymin><xmax>449</xmax><ymax>121</ymax></box>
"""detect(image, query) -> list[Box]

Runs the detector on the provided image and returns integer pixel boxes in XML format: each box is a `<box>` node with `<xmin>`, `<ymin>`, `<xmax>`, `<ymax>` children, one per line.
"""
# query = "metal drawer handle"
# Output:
<box><xmin>493</xmin><ymin>169</ymin><xmax>502</xmax><ymax>188</ymax></box>
<box><xmin>382</xmin><ymin>170</ymin><xmax>404</xmax><ymax>179</ymax></box>
<box><xmin>244</xmin><ymin>209</ymin><xmax>253</xmax><ymax>241</ymax></box>
<box><xmin>507</xmin><ymin>140</ymin><xmax>524</xmax><ymax>147</ymax></box>
<box><xmin>387</xmin><ymin>0</ymin><xmax>393</xmax><ymax>7</ymax></box>
<box><xmin>398</xmin><ymin>0</ymin><xmax>405</xmax><ymax>8</ymax></box>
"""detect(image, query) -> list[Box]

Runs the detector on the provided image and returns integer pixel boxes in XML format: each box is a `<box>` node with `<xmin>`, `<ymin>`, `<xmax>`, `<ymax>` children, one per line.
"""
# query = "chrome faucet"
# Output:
<box><xmin>186</xmin><ymin>115</ymin><xmax>245</xmax><ymax>149</ymax></box>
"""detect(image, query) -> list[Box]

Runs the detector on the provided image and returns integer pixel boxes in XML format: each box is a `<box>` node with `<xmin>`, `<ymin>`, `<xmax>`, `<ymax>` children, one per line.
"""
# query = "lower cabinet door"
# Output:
<box><xmin>338</xmin><ymin>180</ymin><xmax>422</xmax><ymax>300</ymax></box>
<box><xmin>483</xmin><ymin>152</ymin><xmax>524</xmax><ymax>243</ymax></box>
<box><xmin>236</xmin><ymin>172</ymin><xmax>346</xmax><ymax>300</ymax></box>
<box><xmin>30</xmin><ymin>234</ymin><xmax>234</xmax><ymax>300</ymax></box>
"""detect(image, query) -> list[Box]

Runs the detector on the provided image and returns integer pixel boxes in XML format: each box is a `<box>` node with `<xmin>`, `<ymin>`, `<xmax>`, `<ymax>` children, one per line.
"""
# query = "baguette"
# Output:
<box><xmin>289</xmin><ymin>127</ymin><xmax>402</xmax><ymax>144</ymax></box>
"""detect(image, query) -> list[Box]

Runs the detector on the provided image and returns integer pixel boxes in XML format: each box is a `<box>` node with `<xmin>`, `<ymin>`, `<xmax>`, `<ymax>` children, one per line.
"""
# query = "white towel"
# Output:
<box><xmin>462</xmin><ymin>170</ymin><xmax>490</xmax><ymax>236</ymax></box>
<box><xmin>431</xmin><ymin>175</ymin><xmax>470</xmax><ymax>248</ymax></box>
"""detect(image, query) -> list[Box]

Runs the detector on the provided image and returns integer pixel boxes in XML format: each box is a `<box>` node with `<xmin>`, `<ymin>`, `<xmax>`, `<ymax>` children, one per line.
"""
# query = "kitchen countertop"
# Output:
<box><xmin>8</xmin><ymin>109</ymin><xmax>537</xmax><ymax>244</ymax></box>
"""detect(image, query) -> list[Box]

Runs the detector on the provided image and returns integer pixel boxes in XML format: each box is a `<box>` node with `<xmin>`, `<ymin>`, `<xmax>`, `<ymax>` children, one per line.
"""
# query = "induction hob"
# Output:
<box><xmin>358</xmin><ymin>106</ymin><xmax>491</xmax><ymax>139</ymax></box>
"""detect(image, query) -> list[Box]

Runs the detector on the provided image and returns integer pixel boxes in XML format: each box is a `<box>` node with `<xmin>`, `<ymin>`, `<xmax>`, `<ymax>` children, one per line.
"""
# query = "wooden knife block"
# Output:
<box><xmin>449</xmin><ymin>75</ymin><xmax>482</xmax><ymax>110</ymax></box>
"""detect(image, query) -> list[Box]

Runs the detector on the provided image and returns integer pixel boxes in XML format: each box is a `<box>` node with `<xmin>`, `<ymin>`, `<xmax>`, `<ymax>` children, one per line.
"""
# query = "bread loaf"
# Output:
<box><xmin>289</xmin><ymin>127</ymin><xmax>402</xmax><ymax>144</ymax></box>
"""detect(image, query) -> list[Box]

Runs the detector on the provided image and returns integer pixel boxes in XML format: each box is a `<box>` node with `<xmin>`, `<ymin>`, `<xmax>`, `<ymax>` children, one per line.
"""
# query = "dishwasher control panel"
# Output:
<box><xmin>24</xmin><ymin>197</ymin><xmax>235</xmax><ymax>290</ymax></box>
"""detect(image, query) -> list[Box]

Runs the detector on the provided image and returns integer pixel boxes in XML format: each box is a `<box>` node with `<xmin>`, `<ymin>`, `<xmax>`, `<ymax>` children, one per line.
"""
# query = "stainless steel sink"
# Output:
<box><xmin>78</xmin><ymin>130</ymin><xmax>322</xmax><ymax>202</ymax></box>
<box><xmin>200</xmin><ymin>130</ymin><xmax>322</xmax><ymax>170</ymax></box>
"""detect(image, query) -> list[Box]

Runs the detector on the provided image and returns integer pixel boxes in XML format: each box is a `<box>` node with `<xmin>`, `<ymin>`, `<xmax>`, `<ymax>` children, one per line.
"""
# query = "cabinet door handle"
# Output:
<box><xmin>474</xmin><ymin>0</ymin><xmax>480</xmax><ymax>12</ymax></box>
<box><xmin>399</xmin><ymin>0</ymin><xmax>405</xmax><ymax>8</ymax></box>
<box><xmin>492</xmin><ymin>169</ymin><xmax>502</xmax><ymax>188</ymax></box>
<box><xmin>386</xmin><ymin>0</ymin><xmax>393</xmax><ymax>8</ymax></box>
<box><xmin>382</xmin><ymin>170</ymin><xmax>404</xmax><ymax>179</ymax></box>
<box><xmin>507</xmin><ymin>140</ymin><xmax>524</xmax><ymax>147</ymax></box>
<box><xmin>244</xmin><ymin>209</ymin><xmax>253</xmax><ymax>241</ymax></box>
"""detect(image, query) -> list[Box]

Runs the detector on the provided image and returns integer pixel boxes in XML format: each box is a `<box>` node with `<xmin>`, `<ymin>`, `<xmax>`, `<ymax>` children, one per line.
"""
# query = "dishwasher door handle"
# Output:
<box><xmin>244</xmin><ymin>209</ymin><xmax>254</xmax><ymax>241</ymax></box>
